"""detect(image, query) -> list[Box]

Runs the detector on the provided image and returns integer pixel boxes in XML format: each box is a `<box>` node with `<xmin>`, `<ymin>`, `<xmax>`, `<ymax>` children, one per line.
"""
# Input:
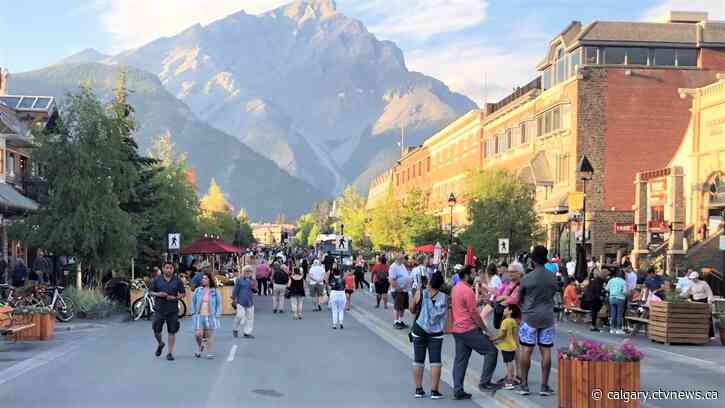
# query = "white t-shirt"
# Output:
<box><xmin>389</xmin><ymin>262</ymin><xmax>412</xmax><ymax>291</ymax></box>
<box><xmin>566</xmin><ymin>261</ymin><xmax>576</xmax><ymax>277</ymax></box>
<box><xmin>488</xmin><ymin>274</ymin><xmax>502</xmax><ymax>291</ymax></box>
<box><xmin>308</xmin><ymin>264</ymin><xmax>325</xmax><ymax>284</ymax></box>
<box><xmin>411</xmin><ymin>265</ymin><xmax>432</xmax><ymax>289</ymax></box>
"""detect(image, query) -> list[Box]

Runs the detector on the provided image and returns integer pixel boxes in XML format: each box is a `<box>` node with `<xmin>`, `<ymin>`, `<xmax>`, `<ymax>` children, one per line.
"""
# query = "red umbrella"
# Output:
<box><xmin>181</xmin><ymin>236</ymin><xmax>242</xmax><ymax>255</ymax></box>
<box><xmin>464</xmin><ymin>244</ymin><xmax>475</xmax><ymax>266</ymax></box>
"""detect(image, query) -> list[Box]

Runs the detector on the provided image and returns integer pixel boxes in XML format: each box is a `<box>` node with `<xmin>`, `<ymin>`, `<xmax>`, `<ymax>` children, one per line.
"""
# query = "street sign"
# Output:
<box><xmin>337</xmin><ymin>236</ymin><xmax>349</xmax><ymax>251</ymax></box>
<box><xmin>168</xmin><ymin>233</ymin><xmax>181</xmax><ymax>250</ymax></box>
<box><xmin>498</xmin><ymin>238</ymin><xmax>509</xmax><ymax>254</ymax></box>
<box><xmin>568</xmin><ymin>192</ymin><xmax>584</xmax><ymax>212</ymax></box>
<box><xmin>720</xmin><ymin>235</ymin><xmax>725</xmax><ymax>251</ymax></box>
<box><xmin>613</xmin><ymin>222</ymin><xmax>635</xmax><ymax>234</ymax></box>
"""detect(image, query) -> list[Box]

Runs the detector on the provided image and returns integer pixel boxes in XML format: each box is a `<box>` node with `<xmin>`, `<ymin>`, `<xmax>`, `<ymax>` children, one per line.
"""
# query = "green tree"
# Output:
<box><xmin>14</xmin><ymin>87</ymin><xmax>138</xmax><ymax>284</ymax></box>
<box><xmin>400</xmin><ymin>189</ymin><xmax>445</xmax><ymax>248</ymax></box>
<box><xmin>335</xmin><ymin>186</ymin><xmax>367</xmax><ymax>246</ymax></box>
<box><xmin>368</xmin><ymin>187</ymin><xmax>405</xmax><ymax>251</ymax></box>
<box><xmin>461</xmin><ymin>168</ymin><xmax>540</xmax><ymax>258</ymax></box>
<box><xmin>293</xmin><ymin>213</ymin><xmax>316</xmax><ymax>247</ymax></box>
<box><xmin>307</xmin><ymin>224</ymin><xmax>320</xmax><ymax>247</ymax></box>
<box><xmin>198</xmin><ymin>181</ymin><xmax>237</xmax><ymax>242</ymax></box>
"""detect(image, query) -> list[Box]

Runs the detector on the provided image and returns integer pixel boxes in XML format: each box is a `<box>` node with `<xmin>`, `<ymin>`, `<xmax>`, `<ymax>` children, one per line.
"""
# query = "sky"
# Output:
<box><xmin>1</xmin><ymin>0</ymin><xmax>725</xmax><ymax>105</ymax></box>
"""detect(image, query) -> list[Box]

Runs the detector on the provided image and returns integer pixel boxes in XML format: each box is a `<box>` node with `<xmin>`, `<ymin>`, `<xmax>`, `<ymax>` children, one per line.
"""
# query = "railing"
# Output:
<box><xmin>486</xmin><ymin>77</ymin><xmax>541</xmax><ymax>115</ymax></box>
<box><xmin>22</xmin><ymin>174</ymin><xmax>49</xmax><ymax>205</ymax></box>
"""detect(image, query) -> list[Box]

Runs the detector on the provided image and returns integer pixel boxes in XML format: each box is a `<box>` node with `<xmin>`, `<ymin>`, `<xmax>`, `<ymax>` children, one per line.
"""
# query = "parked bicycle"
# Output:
<box><xmin>130</xmin><ymin>281</ymin><xmax>186</xmax><ymax>321</ymax></box>
<box><xmin>38</xmin><ymin>286</ymin><xmax>76</xmax><ymax>322</ymax></box>
<box><xmin>0</xmin><ymin>284</ymin><xmax>76</xmax><ymax>322</ymax></box>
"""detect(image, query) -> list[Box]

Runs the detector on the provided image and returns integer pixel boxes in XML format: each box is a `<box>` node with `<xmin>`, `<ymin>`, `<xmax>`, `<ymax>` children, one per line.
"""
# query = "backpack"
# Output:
<box><xmin>273</xmin><ymin>266</ymin><xmax>288</xmax><ymax>284</ymax></box>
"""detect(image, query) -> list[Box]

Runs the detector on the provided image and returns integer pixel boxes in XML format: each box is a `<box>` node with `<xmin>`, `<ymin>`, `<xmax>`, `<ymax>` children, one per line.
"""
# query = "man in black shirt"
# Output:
<box><xmin>149</xmin><ymin>262</ymin><xmax>186</xmax><ymax>361</ymax></box>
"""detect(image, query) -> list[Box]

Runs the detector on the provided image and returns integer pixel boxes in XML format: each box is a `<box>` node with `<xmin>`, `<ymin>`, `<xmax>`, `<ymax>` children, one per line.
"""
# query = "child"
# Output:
<box><xmin>563</xmin><ymin>277</ymin><xmax>580</xmax><ymax>321</ymax></box>
<box><xmin>491</xmin><ymin>304</ymin><xmax>520</xmax><ymax>390</ymax></box>
<box><xmin>344</xmin><ymin>270</ymin><xmax>355</xmax><ymax>311</ymax></box>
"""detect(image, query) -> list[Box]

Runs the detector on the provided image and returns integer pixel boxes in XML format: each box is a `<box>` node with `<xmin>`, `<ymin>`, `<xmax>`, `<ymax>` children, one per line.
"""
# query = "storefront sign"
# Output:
<box><xmin>649</xmin><ymin>179</ymin><xmax>667</xmax><ymax>207</ymax></box>
<box><xmin>648</xmin><ymin>219</ymin><xmax>669</xmax><ymax>233</ymax></box>
<box><xmin>568</xmin><ymin>192</ymin><xmax>584</xmax><ymax>212</ymax></box>
<box><xmin>613</xmin><ymin>222</ymin><xmax>635</xmax><ymax>234</ymax></box>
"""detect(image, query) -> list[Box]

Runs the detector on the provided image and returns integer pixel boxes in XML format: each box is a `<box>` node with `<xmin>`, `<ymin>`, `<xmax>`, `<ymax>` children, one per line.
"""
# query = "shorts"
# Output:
<box><xmin>518</xmin><ymin>321</ymin><xmax>555</xmax><ymax>348</ymax></box>
<box><xmin>152</xmin><ymin>312</ymin><xmax>180</xmax><ymax>334</ymax></box>
<box><xmin>309</xmin><ymin>283</ymin><xmax>324</xmax><ymax>297</ymax></box>
<box><xmin>192</xmin><ymin>315</ymin><xmax>220</xmax><ymax>332</ymax></box>
<box><xmin>345</xmin><ymin>289</ymin><xmax>354</xmax><ymax>295</ymax></box>
<box><xmin>375</xmin><ymin>280</ymin><xmax>389</xmax><ymax>294</ymax></box>
<box><xmin>412</xmin><ymin>330</ymin><xmax>443</xmax><ymax>367</ymax></box>
<box><xmin>394</xmin><ymin>291</ymin><xmax>409</xmax><ymax>311</ymax></box>
<box><xmin>501</xmin><ymin>350</ymin><xmax>516</xmax><ymax>363</ymax></box>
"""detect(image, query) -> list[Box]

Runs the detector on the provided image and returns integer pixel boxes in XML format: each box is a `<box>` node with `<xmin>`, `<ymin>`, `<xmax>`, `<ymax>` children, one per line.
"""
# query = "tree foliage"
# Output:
<box><xmin>200</xmin><ymin>178</ymin><xmax>228</xmax><ymax>214</ymax></box>
<box><xmin>335</xmin><ymin>186</ymin><xmax>367</xmax><ymax>247</ymax></box>
<box><xmin>461</xmin><ymin>168</ymin><xmax>540</xmax><ymax>257</ymax></box>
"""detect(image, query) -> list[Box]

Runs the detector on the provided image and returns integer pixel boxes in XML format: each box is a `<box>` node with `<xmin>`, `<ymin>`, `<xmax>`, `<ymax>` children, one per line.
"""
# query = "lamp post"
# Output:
<box><xmin>576</xmin><ymin>155</ymin><xmax>594</xmax><ymax>282</ymax></box>
<box><xmin>447</xmin><ymin>193</ymin><xmax>457</xmax><ymax>277</ymax></box>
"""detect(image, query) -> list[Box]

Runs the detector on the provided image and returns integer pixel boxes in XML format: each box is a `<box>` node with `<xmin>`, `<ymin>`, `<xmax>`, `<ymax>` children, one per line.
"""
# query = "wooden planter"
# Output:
<box><xmin>648</xmin><ymin>302</ymin><xmax>710</xmax><ymax>345</ymax></box>
<box><xmin>38</xmin><ymin>313</ymin><xmax>55</xmax><ymax>340</ymax></box>
<box><xmin>220</xmin><ymin>286</ymin><xmax>235</xmax><ymax>315</ymax></box>
<box><xmin>559</xmin><ymin>359</ymin><xmax>640</xmax><ymax>408</ymax></box>
<box><xmin>11</xmin><ymin>314</ymin><xmax>55</xmax><ymax>341</ymax></box>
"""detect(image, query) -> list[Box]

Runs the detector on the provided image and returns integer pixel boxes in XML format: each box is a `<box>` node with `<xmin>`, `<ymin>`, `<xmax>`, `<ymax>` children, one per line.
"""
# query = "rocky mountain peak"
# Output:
<box><xmin>269</xmin><ymin>0</ymin><xmax>337</xmax><ymax>23</ymax></box>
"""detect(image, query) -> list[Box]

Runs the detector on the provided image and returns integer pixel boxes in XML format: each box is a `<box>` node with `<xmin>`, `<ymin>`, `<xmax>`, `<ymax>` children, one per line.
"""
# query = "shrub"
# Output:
<box><xmin>65</xmin><ymin>287</ymin><xmax>123</xmax><ymax>319</ymax></box>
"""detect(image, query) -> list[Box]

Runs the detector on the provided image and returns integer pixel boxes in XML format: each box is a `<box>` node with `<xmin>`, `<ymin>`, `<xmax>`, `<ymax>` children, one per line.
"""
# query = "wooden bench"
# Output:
<box><xmin>565</xmin><ymin>307</ymin><xmax>591</xmax><ymax>322</ymax></box>
<box><xmin>625</xmin><ymin>316</ymin><xmax>649</xmax><ymax>336</ymax></box>
<box><xmin>0</xmin><ymin>323</ymin><xmax>36</xmax><ymax>336</ymax></box>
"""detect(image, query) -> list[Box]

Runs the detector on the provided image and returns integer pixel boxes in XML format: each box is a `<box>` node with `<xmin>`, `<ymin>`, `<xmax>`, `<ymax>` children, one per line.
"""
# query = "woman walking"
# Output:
<box><xmin>353</xmin><ymin>256</ymin><xmax>370</xmax><ymax>289</ymax></box>
<box><xmin>191</xmin><ymin>272</ymin><xmax>221</xmax><ymax>359</ymax></box>
<box><xmin>288</xmin><ymin>267</ymin><xmax>306</xmax><ymax>320</ymax></box>
<box><xmin>328</xmin><ymin>264</ymin><xmax>347</xmax><ymax>330</ymax></box>
<box><xmin>410</xmin><ymin>272</ymin><xmax>448</xmax><ymax>399</ymax></box>
<box><xmin>272</xmin><ymin>260</ymin><xmax>290</xmax><ymax>314</ymax></box>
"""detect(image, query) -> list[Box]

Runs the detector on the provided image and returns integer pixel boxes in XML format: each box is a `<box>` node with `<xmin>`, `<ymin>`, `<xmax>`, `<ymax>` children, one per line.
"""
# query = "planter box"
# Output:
<box><xmin>558</xmin><ymin>359</ymin><xmax>640</xmax><ymax>408</ymax></box>
<box><xmin>648</xmin><ymin>302</ymin><xmax>710</xmax><ymax>345</ymax></box>
<box><xmin>12</xmin><ymin>314</ymin><xmax>55</xmax><ymax>341</ymax></box>
<box><xmin>38</xmin><ymin>313</ymin><xmax>55</xmax><ymax>341</ymax></box>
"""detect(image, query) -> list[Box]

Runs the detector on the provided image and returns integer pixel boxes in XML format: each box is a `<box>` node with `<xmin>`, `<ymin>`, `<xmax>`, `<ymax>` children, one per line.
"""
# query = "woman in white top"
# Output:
<box><xmin>685</xmin><ymin>271</ymin><xmax>715</xmax><ymax>338</ymax></box>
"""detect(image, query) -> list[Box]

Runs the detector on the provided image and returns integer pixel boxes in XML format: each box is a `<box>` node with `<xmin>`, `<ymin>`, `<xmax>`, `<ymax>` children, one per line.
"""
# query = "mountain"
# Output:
<box><xmin>59</xmin><ymin>48</ymin><xmax>109</xmax><ymax>65</ymax></box>
<box><xmin>8</xmin><ymin>63</ymin><xmax>325</xmax><ymax>220</ymax></box>
<box><xmin>101</xmin><ymin>0</ymin><xmax>476</xmax><ymax>194</ymax></box>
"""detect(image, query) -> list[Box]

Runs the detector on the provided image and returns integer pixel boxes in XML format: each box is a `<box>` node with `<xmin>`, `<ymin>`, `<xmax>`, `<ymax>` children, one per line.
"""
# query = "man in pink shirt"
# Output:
<box><xmin>451</xmin><ymin>266</ymin><xmax>499</xmax><ymax>400</ymax></box>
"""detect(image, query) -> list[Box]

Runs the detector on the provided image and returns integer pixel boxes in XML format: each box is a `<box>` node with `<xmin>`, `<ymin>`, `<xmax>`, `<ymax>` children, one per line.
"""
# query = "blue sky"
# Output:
<box><xmin>1</xmin><ymin>0</ymin><xmax>723</xmax><ymax>104</ymax></box>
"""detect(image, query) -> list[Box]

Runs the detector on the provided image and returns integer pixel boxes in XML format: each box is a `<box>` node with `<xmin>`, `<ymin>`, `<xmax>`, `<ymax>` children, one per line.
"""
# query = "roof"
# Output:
<box><xmin>580</xmin><ymin>21</ymin><xmax>698</xmax><ymax>45</ymax></box>
<box><xmin>520</xmin><ymin>152</ymin><xmax>554</xmax><ymax>187</ymax></box>
<box><xmin>0</xmin><ymin>104</ymin><xmax>26</xmax><ymax>135</ymax></box>
<box><xmin>0</xmin><ymin>183</ymin><xmax>39</xmax><ymax>212</ymax></box>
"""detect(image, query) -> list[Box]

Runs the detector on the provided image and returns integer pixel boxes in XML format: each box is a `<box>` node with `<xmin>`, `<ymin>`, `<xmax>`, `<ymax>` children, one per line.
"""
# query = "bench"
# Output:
<box><xmin>625</xmin><ymin>316</ymin><xmax>649</xmax><ymax>336</ymax></box>
<box><xmin>565</xmin><ymin>307</ymin><xmax>591</xmax><ymax>322</ymax></box>
<box><xmin>0</xmin><ymin>323</ymin><xmax>36</xmax><ymax>336</ymax></box>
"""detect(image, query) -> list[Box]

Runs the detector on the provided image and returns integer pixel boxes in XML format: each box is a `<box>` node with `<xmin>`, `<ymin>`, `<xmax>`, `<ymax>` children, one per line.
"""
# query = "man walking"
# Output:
<box><xmin>389</xmin><ymin>254</ymin><xmax>412</xmax><ymax>329</ymax></box>
<box><xmin>517</xmin><ymin>245</ymin><xmax>558</xmax><ymax>396</ymax></box>
<box><xmin>308</xmin><ymin>259</ymin><xmax>326</xmax><ymax>312</ymax></box>
<box><xmin>233</xmin><ymin>265</ymin><xmax>257</xmax><ymax>338</ymax></box>
<box><xmin>451</xmin><ymin>265</ymin><xmax>498</xmax><ymax>399</ymax></box>
<box><xmin>149</xmin><ymin>262</ymin><xmax>186</xmax><ymax>361</ymax></box>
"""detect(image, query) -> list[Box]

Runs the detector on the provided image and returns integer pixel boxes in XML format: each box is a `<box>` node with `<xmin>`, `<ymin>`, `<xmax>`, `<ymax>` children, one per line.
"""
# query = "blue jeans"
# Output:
<box><xmin>609</xmin><ymin>298</ymin><xmax>625</xmax><ymax>331</ymax></box>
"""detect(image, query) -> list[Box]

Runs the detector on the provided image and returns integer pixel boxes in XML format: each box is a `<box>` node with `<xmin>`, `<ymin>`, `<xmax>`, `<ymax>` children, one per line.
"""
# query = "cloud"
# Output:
<box><xmin>641</xmin><ymin>0</ymin><xmax>725</xmax><ymax>21</ymax></box>
<box><xmin>340</xmin><ymin>0</ymin><xmax>488</xmax><ymax>41</ymax></box>
<box><xmin>99</xmin><ymin>0</ymin><xmax>289</xmax><ymax>51</ymax></box>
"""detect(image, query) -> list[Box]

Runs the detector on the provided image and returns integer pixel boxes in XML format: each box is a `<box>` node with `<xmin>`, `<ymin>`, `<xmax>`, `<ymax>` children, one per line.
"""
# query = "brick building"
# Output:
<box><xmin>367</xmin><ymin>11</ymin><xmax>725</xmax><ymax>259</ymax></box>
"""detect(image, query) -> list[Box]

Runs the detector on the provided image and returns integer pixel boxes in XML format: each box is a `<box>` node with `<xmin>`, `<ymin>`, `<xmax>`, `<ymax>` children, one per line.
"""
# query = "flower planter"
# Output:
<box><xmin>558</xmin><ymin>359</ymin><xmax>640</xmax><ymax>408</ymax></box>
<box><xmin>648</xmin><ymin>302</ymin><xmax>710</xmax><ymax>345</ymax></box>
<box><xmin>12</xmin><ymin>314</ymin><xmax>41</xmax><ymax>341</ymax></box>
<box><xmin>38</xmin><ymin>313</ymin><xmax>55</xmax><ymax>341</ymax></box>
<box><xmin>220</xmin><ymin>286</ymin><xmax>235</xmax><ymax>315</ymax></box>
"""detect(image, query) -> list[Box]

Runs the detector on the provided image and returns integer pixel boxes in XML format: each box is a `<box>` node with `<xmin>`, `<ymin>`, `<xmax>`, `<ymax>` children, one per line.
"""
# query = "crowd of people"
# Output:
<box><xmin>145</xmin><ymin>244</ymin><xmax>719</xmax><ymax>400</ymax></box>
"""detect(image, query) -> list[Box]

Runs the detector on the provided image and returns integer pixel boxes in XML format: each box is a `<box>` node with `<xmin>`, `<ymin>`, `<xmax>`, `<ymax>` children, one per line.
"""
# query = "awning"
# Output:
<box><xmin>536</xmin><ymin>192</ymin><xmax>569</xmax><ymax>214</ymax></box>
<box><xmin>0</xmin><ymin>183</ymin><xmax>39</xmax><ymax>212</ymax></box>
<box><xmin>519</xmin><ymin>152</ymin><xmax>553</xmax><ymax>187</ymax></box>
<box><xmin>181</xmin><ymin>237</ymin><xmax>242</xmax><ymax>255</ymax></box>
<box><xmin>416</xmin><ymin>244</ymin><xmax>435</xmax><ymax>253</ymax></box>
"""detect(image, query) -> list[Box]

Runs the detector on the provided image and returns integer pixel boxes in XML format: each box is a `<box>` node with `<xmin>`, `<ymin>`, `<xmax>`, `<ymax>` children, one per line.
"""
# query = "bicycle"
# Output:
<box><xmin>130</xmin><ymin>281</ymin><xmax>187</xmax><ymax>321</ymax></box>
<box><xmin>38</xmin><ymin>286</ymin><xmax>76</xmax><ymax>322</ymax></box>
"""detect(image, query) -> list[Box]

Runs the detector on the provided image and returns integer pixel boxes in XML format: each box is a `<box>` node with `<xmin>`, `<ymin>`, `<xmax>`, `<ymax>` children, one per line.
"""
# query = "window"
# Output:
<box><xmin>542</xmin><ymin>68</ymin><xmax>552</xmax><ymax>90</ymax></box>
<box><xmin>494</xmin><ymin>135</ymin><xmax>500</xmax><ymax>154</ymax></box>
<box><xmin>653</xmin><ymin>48</ymin><xmax>675</xmax><ymax>66</ymax></box>
<box><xmin>544</xmin><ymin>111</ymin><xmax>552</xmax><ymax>134</ymax></box>
<box><xmin>418</xmin><ymin>162</ymin><xmax>422</xmax><ymax>177</ymax></box>
<box><xmin>506</xmin><ymin>129</ymin><xmax>513</xmax><ymax>150</ymax></box>
<box><xmin>676</xmin><ymin>48</ymin><xmax>697</xmax><ymax>67</ymax></box>
<box><xmin>568</xmin><ymin>49</ymin><xmax>581</xmax><ymax>77</ymax></box>
<box><xmin>426</xmin><ymin>157</ymin><xmax>431</xmax><ymax>172</ymax></box>
<box><xmin>7</xmin><ymin>153</ymin><xmax>15</xmax><ymax>177</ymax></box>
<box><xmin>457</xmin><ymin>141</ymin><xmax>463</xmax><ymax>157</ymax></box>
<box><xmin>553</xmin><ymin>107</ymin><xmax>561</xmax><ymax>131</ymax></box>
<box><xmin>520</xmin><ymin>122</ymin><xmax>528</xmax><ymax>144</ymax></box>
<box><xmin>584</xmin><ymin>47</ymin><xmax>598</xmax><ymax>64</ymax></box>
<box><xmin>537</xmin><ymin>116</ymin><xmax>544</xmax><ymax>137</ymax></box>
<box><xmin>396</xmin><ymin>174</ymin><xmax>400</xmax><ymax>186</ymax></box>
<box><xmin>627</xmin><ymin>48</ymin><xmax>648</xmax><ymax>65</ymax></box>
<box><xmin>0</xmin><ymin>149</ymin><xmax>4</xmax><ymax>175</ymax></box>
<box><xmin>604</xmin><ymin>47</ymin><xmax>626</xmax><ymax>64</ymax></box>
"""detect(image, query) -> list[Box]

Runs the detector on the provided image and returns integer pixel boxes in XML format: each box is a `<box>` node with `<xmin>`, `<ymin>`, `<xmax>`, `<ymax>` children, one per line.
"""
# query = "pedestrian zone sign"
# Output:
<box><xmin>168</xmin><ymin>233</ymin><xmax>181</xmax><ymax>250</ymax></box>
<box><xmin>498</xmin><ymin>238</ymin><xmax>509</xmax><ymax>254</ymax></box>
<box><xmin>337</xmin><ymin>236</ymin><xmax>349</xmax><ymax>251</ymax></box>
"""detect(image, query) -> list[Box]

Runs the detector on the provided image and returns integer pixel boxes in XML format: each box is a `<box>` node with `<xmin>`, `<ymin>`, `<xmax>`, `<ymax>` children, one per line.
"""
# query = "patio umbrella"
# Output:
<box><xmin>181</xmin><ymin>236</ymin><xmax>242</xmax><ymax>255</ymax></box>
<box><xmin>465</xmin><ymin>244</ymin><xmax>475</xmax><ymax>266</ymax></box>
<box><xmin>416</xmin><ymin>244</ymin><xmax>436</xmax><ymax>254</ymax></box>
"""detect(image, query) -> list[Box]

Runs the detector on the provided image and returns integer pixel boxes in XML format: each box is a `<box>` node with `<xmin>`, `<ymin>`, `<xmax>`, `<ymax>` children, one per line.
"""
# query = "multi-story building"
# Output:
<box><xmin>251</xmin><ymin>223</ymin><xmax>296</xmax><ymax>247</ymax></box>
<box><xmin>480</xmin><ymin>11</ymin><xmax>725</xmax><ymax>260</ymax></box>
<box><xmin>0</xmin><ymin>67</ymin><xmax>56</xmax><ymax>264</ymax></box>
<box><xmin>367</xmin><ymin>11</ymin><xmax>725</xmax><ymax>260</ymax></box>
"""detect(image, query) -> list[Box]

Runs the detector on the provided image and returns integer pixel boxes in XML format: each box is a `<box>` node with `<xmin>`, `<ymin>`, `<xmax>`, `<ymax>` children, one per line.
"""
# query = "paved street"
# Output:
<box><xmin>1</xmin><ymin>289</ymin><xmax>724</xmax><ymax>408</ymax></box>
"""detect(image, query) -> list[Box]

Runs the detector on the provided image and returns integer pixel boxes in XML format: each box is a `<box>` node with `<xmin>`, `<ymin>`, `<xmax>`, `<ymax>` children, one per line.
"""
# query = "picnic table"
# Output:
<box><xmin>0</xmin><ymin>306</ymin><xmax>36</xmax><ymax>340</ymax></box>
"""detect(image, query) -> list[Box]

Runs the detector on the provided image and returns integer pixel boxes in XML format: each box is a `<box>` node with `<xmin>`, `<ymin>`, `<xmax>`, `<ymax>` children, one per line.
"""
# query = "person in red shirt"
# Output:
<box><xmin>371</xmin><ymin>255</ymin><xmax>390</xmax><ymax>309</ymax></box>
<box><xmin>451</xmin><ymin>265</ymin><xmax>499</xmax><ymax>400</ymax></box>
<box><xmin>344</xmin><ymin>270</ymin><xmax>355</xmax><ymax>311</ymax></box>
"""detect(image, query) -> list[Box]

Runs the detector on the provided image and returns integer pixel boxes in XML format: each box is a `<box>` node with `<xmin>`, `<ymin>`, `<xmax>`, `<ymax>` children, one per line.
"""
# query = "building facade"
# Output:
<box><xmin>0</xmin><ymin>67</ymin><xmax>56</xmax><ymax>265</ymax></box>
<box><xmin>251</xmin><ymin>223</ymin><xmax>297</xmax><ymax>247</ymax></box>
<box><xmin>367</xmin><ymin>11</ymin><xmax>725</xmax><ymax>259</ymax></box>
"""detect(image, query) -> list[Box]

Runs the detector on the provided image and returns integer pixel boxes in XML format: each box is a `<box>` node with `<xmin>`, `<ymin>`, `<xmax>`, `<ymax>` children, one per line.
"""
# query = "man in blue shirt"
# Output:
<box><xmin>148</xmin><ymin>262</ymin><xmax>186</xmax><ymax>361</ymax></box>
<box><xmin>232</xmin><ymin>265</ymin><xmax>257</xmax><ymax>338</ymax></box>
<box><xmin>643</xmin><ymin>268</ymin><xmax>664</xmax><ymax>300</ymax></box>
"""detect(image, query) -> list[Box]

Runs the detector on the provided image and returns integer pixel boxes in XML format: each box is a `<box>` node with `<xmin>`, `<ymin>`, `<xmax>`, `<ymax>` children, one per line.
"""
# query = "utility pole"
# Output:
<box><xmin>400</xmin><ymin>127</ymin><xmax>405</xmax><ymax>157</ymax></box>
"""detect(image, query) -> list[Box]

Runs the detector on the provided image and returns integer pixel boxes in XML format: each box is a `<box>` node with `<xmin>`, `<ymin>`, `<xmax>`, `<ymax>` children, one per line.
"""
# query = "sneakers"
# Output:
<box><xmin>517</xmin><ymin>384</ymin><xmax>530</xmax><ymax>395</ymax></box>
<box><xmin>503</xmin><ymin>383</ymin><xmax>516</xmax><ymax>390</ymax></box>
<box><xmin>479</xmin><ymin>382</ymin><xmax>499</xmax><ymax>392</ymax></box>
<box><xmin>166</xmin><ymin>353</ymin><xmax>175</xmax><ymax>361</ymax></box>
<box><xmin>590</xmin><ymin>327</ymin><xmax>600</xmax><ymax>332</ymax></box>
<box><xmin>400</xmin><ymin>321</ymin><xmax>409</xmax><ymax>328</ymax></box>
<box><xmin>540</xmin><ymin>385</ymin><xmax>554</xmax><ymax>396</ymax></box>
<box><xmin>155</xmin><ymin>342</ymin><xmax>165</xmax><ymax>357</ymax></box>
<box><xmin>194</xmin><ymin>352</ymin><xmax>201</xmax><ymax>358</ymax></box>
<box><xmin>243</xmin><ymin>334</ymin><xmax>255</xmax><ymax>339</ymax></box>
<box><xmin>233</xmin><ymin>330</ymin><xmax>239</xmax><ymax>338</ymax></box>
<box><xmin>430</xmin><ymin>390</ymin><xmax>444</xmax><ymax>399</ymax></box>
<box><xmin>332</xmin><ymin>324</ymin><xmax>338</xmax><ymax>330</ymax></box>
<box><xmin>393</xmin><ymin>321</ymin><xmax>405</xmax><ymax>329</ymax></box>
<box><xmin>415</xmin><ymin>388</ymin><xmax>426</xmax><ymax>398</ymax></box>
<box><xmin>453</xmin><ymin>391</ymin><xmax>472</xmax><ymax>400</ymax></box>
<box><xmin>339</xmin><ymin>324</ymin><xmax>344</xmax><ymax>330</ymax></box>
<box><xmin>207</xmin><ymin>353</ymin><xmax>216</xmax><ymax>360</ymax></box>
<box><xmin>273</xmin><ymin>309</ymin><xmax>277</xmax><ymax>314</ymax></box>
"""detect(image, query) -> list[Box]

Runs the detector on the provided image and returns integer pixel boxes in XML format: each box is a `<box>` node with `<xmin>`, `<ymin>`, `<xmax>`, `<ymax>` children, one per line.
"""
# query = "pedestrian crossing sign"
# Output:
<box><xmin>168</xmin><ymin>233</ymin><xmax>181</xmax><ymax>250</ymax></box>
<box><xmin>498</xmin><ymin>238</ymin><xmax>509</xmax><ymax>254</ymax></box>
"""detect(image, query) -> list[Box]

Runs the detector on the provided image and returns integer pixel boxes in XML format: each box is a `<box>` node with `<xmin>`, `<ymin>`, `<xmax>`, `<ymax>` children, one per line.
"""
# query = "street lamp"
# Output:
<box><xmin>448</xmin><ymin>193</ymin><xmax>457</xmax><ymax>274</ymax></box>
<box><xmin>576</xmin><ymin>155</ymin><xmax>594</xmax><ymax>282</ymax></box>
